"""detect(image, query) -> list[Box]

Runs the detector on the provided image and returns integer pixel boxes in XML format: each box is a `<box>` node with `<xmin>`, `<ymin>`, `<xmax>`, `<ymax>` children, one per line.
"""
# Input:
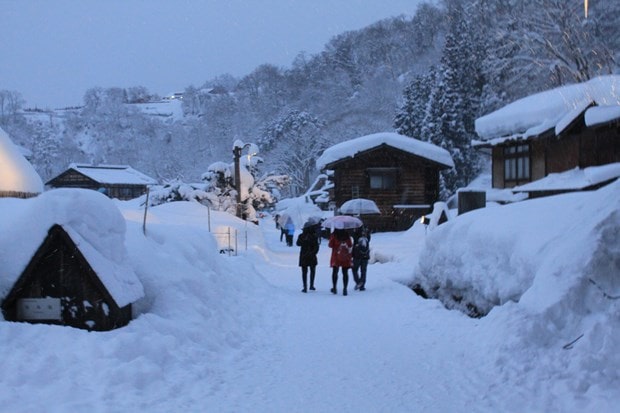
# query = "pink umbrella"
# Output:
<box><xmin>321</xmin><ymin>215</ymin><xmax>363</xmax><ymax>230</ymax></box>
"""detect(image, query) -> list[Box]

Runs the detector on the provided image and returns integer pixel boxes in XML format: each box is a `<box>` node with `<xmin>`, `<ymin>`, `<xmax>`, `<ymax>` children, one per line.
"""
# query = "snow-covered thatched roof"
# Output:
<box><xmin>474</xmin><ymin>75</ymin><xmax>620</xmax><ymax>146</ymax></box>
<box><xmin>316</xmin><ymin>132</ymin><xmax>454</xmax><ymax>170</ymax></box>
<box><xmin>0</xmin><ymin>126</ymin><xmax>43</xmax><ymax>195</ymax></box>
<box><xmin>0</xmin><ymin>189</ymin><xmax>144</xmax><ymax>307</ymax></box>
<box><xmin>53</xmin><ymin>164</ymin><xmax>158</xmax><ymax>186</ymax></box>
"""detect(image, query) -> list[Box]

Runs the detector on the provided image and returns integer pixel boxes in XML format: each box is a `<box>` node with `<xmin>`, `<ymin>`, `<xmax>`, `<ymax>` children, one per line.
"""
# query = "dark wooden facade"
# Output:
<box><xmin>0</xmin><ymin>190</ymin><xmax>39</xmax><ymax>199</ymax></box>
<box><xmin>323</xmin><ymin>144</ymin><xmax>448</xmax><ymax>232</ymax></box>
<box><xmin>1</xmin><ymin>224</ymin><xmax>132</xmax><ymax>331</ymax></box>
<box><xmin>489</xmin><ymin>113</ymin><xmax>619</xmax><ymax>191</ymax></box>
<box><xmin>46</xmin><ymin>166</ymin><xmax>152</xmax><ymax>200</ymax></box>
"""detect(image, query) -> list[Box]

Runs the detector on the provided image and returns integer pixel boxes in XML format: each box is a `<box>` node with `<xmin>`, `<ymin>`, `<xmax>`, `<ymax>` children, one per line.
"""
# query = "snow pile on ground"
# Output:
<box><xmin>412</xmin><ymin>179</ymin><xmax>620</xmax><ymax>316</ymax></box>
<box><xmin>411</xmin><ymin>179</ymin><xmax>620</xmax><ymax>410</ymax></box>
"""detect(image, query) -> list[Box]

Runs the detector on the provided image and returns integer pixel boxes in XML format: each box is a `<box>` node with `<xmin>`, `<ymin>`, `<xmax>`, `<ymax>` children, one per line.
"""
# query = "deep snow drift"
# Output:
<box><xmin>0</xmin><ymin>181</ymin><xmax>618</xmax><ymax>412</ymax></box>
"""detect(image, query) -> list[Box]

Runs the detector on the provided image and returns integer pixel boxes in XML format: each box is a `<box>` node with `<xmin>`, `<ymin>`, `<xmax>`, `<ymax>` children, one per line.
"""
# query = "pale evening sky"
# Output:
<box><xmin>1</xmin><ymin>0</ymin><xmax>426</xmax><ymax>109</ymax></box>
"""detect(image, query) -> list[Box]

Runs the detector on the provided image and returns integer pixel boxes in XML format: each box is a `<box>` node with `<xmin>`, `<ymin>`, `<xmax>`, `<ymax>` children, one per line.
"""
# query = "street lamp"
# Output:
<box><xmin>232</xmin><ymin>140</ymin><xmax>258</xmax><ymax>219</ymax></box>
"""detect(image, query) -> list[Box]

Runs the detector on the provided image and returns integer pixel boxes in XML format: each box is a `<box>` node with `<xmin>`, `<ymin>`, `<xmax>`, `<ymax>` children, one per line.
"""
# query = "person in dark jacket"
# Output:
<box><xmin>352</xmin><ymin>232</ymin><xmax>370</xmax><ymax>291</ymax></box>
<box><xmin>328</xmin><ymin>228</ymin><xmax>353</xmax><ymax>296</ymax></box>
<box><xmin>297</xmin><ymin>222</ymin><xmax>320</xmax><ymax>292</ymax></box>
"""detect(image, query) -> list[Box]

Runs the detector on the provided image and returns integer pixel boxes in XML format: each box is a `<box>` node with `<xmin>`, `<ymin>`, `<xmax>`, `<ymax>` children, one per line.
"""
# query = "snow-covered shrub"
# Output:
<box><xmin>147</xmin><ymin>180</ymin><xmax>213</xmax><ymax>207</ymax></box>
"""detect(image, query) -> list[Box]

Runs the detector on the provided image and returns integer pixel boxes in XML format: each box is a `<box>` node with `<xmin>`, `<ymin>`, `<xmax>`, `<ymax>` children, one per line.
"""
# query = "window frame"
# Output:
<box><xmin>503</xmin><ymin>143</ymin><xmax>531</xmax><ymax>185</ymax></box>
<box><xmin>367</xmin><ymin>167</ymin><xmax>399</xmax><ymax>190</ymax></box>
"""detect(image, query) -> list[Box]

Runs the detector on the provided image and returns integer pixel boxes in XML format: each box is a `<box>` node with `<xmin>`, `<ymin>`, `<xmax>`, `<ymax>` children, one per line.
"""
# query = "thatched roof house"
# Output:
<box><xmin>0</xmin><ymin>189</ymin><xmax>144</xmax><ymax>331</ymax></box>
<box><xmin>0</xmin><ymin>126</ymin><xmax>43</xmax><ymax>198</ymax></box>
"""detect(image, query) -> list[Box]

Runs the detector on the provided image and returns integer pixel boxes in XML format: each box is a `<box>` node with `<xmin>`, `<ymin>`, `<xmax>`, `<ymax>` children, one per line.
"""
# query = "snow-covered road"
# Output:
<box><xmin>204</xmin><ymin>224</ymin><xmax>515</xmax><ymax>412</ymax></box>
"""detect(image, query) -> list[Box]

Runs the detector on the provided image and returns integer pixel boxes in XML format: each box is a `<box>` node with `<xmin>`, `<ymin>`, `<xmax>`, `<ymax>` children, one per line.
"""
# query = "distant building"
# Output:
<box><xmin>163</xmin><ymin>92</ymin><xmax>184</xmax><ymax>100</ymax></box>
<box><xmin>316</xmin><ymin>132</ymin><xmax>454</xmax><ymax>232</ymax></box>
<box><xmin>474</xmin><ymin>75</ymin><xmax>620</xmax><ymax>197</ymax></box>
<box><xmin>46</xmin><ymin>164</ymin><xmax>158</xmax><ymax>200</ymax></box>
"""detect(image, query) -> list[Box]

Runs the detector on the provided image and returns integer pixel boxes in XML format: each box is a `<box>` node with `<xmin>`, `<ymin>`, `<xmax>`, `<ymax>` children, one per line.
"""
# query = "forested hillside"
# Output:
<box><xmin>1</xmin><ymin>0</ymin><xmax>618</xmax><ymax>198</ymax></box>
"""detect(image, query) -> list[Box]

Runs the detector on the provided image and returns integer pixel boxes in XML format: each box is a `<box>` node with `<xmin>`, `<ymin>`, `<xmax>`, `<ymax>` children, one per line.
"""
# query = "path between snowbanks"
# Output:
<box><xmin>206</xmin><ymin>224</ymin><xmax>514</xmax><ymax>412</ymax></box>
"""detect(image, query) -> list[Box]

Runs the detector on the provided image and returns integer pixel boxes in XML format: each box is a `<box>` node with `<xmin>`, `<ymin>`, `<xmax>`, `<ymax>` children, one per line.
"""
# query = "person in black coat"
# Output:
<box><xmin>352</xmin><ymin>232</ymin><xmax>370</xmax><ymax>291</ymax></box>
<box><xmin>296</xmin><ymin>222</ymin><xmax>320</xmax><ymax>292</ymax></box>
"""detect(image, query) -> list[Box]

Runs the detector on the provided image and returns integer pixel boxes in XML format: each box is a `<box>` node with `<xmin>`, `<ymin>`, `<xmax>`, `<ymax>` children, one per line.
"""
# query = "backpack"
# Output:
<box><xmin>355</xmin><ymin>236</ymin><xmax>370</xmax><ymax>260</ymax></box>
<box><xmin>336</xmin><ymin>241</ymin><xmax>351</xmax><ymax>262</ymax></box>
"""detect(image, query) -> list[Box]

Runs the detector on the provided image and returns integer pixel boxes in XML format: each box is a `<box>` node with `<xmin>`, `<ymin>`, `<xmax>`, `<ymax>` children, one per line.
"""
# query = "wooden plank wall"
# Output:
<box><xmin>331</xmin><ymin>146</ymin><xmax>442</xmax><ymax>231</ymax></box>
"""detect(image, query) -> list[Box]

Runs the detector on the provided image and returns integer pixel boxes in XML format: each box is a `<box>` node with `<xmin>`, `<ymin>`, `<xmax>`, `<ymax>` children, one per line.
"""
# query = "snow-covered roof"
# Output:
<box><xmin>0</xmin><ymin>126</ymin><xmax>44</xmax><ymax>194</ymax></box>
<box><xmin>512</xmin><ymin>163</ymin><xmax>620</xmax><ymax>193</ymax></box>
<box><xmin>63</xmin><ymin>164</ymin><xmax>158</xmax><ymax>185</ymax></box>
<box><xmin>316</xmin><ymin>132</ymin><xmax>454</xmax><ymax>170</ymax></box>
<box><xmin>475</xmin><ymin>75</ymin><xmax>620</xmax><ymax>146</ymax></box>
<box><xmin>0</xmin><ymin>188</ymin><xmax>144</xmax><ymax>307</ymax></box>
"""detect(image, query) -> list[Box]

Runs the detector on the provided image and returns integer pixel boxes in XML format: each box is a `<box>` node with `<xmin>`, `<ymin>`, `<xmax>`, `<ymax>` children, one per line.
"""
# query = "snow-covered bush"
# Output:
<box><xmin>201</xmin><ymin>158</ymin><xmax>289</xmax><ymax>221</ymax></box>
<box><xmin>147</xmin><ymin>180</ymin><xmax>214</xmax><ymax>208</ymax></box>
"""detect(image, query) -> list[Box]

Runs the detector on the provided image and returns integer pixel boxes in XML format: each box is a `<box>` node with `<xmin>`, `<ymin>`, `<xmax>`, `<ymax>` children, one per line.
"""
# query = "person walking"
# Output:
<box><xmin>285</xmin><ymin>221</ymin><xmax>295</xmax><ymax>247</ymax></box>
<box><xmin>352</xmin><ymin>230</ymin><xmax>370</xmax><ymax>291</ymax></box>
<box><xmin>328</xmin><ymin>228</ymin><xmax>353</xmax><ymax>296</ymax></box>
<box><xmin>296</xmin><ymin>222</ymin><xmax>320</xmax><ymax>293</ymax></box>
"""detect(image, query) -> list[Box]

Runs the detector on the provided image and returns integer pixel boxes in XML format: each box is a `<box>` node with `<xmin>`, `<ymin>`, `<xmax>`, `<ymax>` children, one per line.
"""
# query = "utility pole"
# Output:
<box><xmin>232</xmin><ymin>140</ymin><xmax>258</xmax><ymax>219</ymax></box>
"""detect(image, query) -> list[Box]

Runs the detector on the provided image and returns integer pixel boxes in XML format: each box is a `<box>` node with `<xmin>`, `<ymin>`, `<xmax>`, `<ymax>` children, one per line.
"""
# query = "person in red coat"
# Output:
<box><xmin>328</xmin><ymin>228</ymin><xmax>353</xmax><ymax>296</ymax></box>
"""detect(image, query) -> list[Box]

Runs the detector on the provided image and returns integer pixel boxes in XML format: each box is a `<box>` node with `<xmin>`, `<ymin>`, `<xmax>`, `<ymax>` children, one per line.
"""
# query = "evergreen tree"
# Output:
<box><xmin>422</xmin><ymin>0</ymin><xmax>482</xmax><ymax>199</ymax></box>
<box><xmin>394</xmin><ymin>68</ymin><xmax>436</xmax><ymax>139</ymax></box>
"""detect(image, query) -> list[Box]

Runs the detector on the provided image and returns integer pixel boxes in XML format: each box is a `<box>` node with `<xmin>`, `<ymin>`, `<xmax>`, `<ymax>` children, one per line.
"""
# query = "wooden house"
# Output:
<box><xmin>0</xmin><ymin>189</ymin><xmax>144</xmax><ymax>331</ymax></box>
<box><xmin>46</xmin><ymin>164</ymin><xmax>158</xmax><ymax>200</ymax></box>
<box><xmin>474</xmin><ymin>75</ymin><xmax>620</xmax><ymax>197</ymax></box>
<box><xmin>316</xmin><ymin>132</ymin><xmax>454</xmax><ymax>232</ymax></box>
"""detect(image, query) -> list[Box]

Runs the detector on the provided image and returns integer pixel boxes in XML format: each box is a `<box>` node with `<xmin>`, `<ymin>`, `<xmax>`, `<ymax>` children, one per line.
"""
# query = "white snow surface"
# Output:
<box><xmin>1</xmin><ymin>181</ymin><xmax>619</xmax><ymax>412</ymax></box>
<box><xmin>316</xmin><ymin>132</ymin><xmax>455</xmax><ymax>170</ymax></box>
<box><xmin>513</xmin><ymin>163</ymin><xmax>620</xmax><ymax>192</ymax></box>
<box><xmin>475</xmin><ymin>75</ymin><xmax>620</xmax><ymax>142</ymax></box>
<box><xmin>0</xmin><ymin>126</ymin><xmax>44</xmax><ymax>194</ymax></box>
<box><xmin>133</xmin><ymin>99</ymin><xmax>184</xmax><ymax>122</ymax></box>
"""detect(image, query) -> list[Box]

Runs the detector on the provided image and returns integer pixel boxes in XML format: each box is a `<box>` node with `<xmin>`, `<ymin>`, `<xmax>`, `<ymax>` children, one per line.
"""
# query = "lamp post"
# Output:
<box><xmin>232</xmin><ymin>140</ymin><xmax>258</xmax><ymax>219</ymax></box>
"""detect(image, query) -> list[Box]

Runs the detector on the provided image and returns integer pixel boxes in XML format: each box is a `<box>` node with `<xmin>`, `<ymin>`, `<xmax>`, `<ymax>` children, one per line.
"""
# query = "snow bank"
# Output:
<box><xmin>410</xmin><ymin>180</ymin><xmax>620</xmax><ymax>409</ymax></box>
<box><xmin>412</xmin><ymin>179</ymin><xmax>620</xmax><ymax>317</ymax></box>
